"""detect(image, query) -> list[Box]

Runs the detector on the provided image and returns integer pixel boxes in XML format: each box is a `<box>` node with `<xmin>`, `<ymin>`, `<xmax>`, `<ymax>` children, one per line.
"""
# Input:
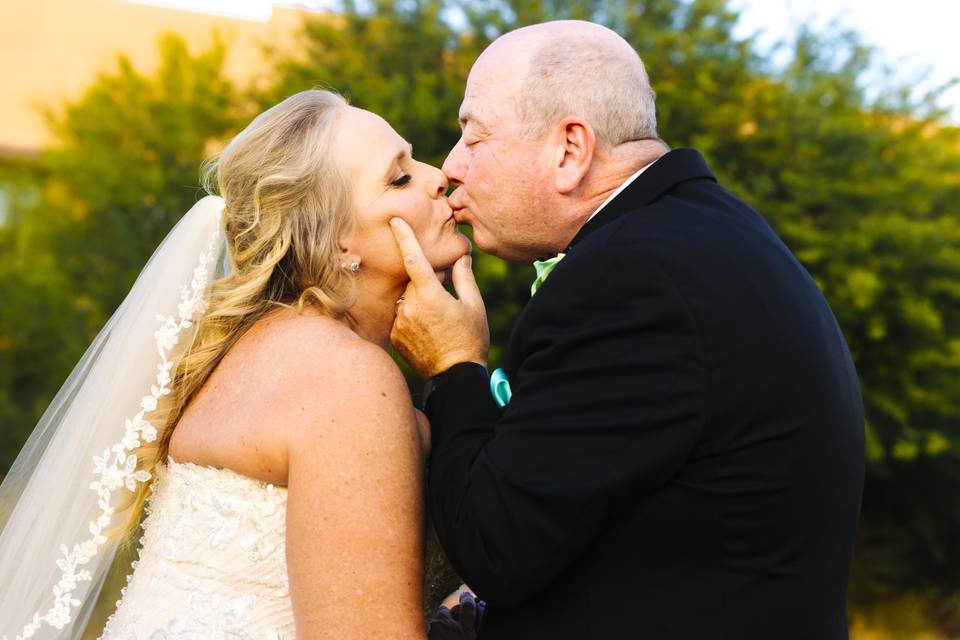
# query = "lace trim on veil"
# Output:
<box><xmin>6</xmin><ymin>210</ymin><xmax>223</xmax><ymax>640</ymax></box>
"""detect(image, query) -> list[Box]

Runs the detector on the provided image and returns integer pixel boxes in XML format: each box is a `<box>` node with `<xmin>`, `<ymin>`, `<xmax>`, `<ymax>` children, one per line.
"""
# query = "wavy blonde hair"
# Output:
<box><xmin>123</xmin><ymin>89</ymin><xmax>353</xmax><ymax>536</ymax></box>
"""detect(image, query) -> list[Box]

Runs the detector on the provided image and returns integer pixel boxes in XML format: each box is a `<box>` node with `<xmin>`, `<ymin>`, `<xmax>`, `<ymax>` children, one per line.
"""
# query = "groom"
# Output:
<box><xmin>392</xmin><ymin>20</ymin><xmax>865</xmax><ymax>639</ymax></box>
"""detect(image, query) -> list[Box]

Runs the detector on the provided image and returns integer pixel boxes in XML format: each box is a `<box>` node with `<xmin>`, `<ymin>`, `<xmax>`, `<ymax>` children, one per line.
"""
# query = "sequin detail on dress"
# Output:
<box><xmin>98</xmin><ymin>460</ymin><xmax>293</xmax><ymax>639</ymax></box>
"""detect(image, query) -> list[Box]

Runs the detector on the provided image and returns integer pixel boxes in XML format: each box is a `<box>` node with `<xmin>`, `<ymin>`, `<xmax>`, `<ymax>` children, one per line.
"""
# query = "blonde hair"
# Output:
<box><xmin>123</xmin><ymin>89</ymin><xmax>353</xmax><ymax>537</ymax></box>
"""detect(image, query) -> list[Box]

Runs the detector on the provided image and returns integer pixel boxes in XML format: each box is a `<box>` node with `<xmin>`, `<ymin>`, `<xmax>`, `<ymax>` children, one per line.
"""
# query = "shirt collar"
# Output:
<box><xmin>583</xmin><ymin>159</ymin><xmax>657</xmax><ymax>225</ymax></box>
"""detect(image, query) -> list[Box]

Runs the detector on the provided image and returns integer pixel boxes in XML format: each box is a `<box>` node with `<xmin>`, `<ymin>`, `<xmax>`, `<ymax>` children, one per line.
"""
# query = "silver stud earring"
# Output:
<box><xmin>342</xmin><ymin>261</ymin><xmax>360</xmax><ymax>273</ymax></box>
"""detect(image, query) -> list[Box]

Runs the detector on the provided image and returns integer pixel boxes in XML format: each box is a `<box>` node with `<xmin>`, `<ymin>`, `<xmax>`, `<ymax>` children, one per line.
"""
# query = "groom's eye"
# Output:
<box><xmin>390</xmin><ymin>174</ymin><xmax>412</xmax><ymax>188</ymax></box>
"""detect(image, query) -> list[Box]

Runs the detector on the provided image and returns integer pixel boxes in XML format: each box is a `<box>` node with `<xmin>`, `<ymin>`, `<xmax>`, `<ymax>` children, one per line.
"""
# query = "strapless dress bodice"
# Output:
<box><xmin>99</xmin><ymin>459</ymin><xmax>294</xmax><ymax>639</ymax></box>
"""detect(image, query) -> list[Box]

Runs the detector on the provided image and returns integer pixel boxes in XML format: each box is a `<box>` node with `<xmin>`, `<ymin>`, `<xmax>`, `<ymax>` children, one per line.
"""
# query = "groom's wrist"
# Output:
<box><xmin>422</xmin><ymin>362</ymin><xmax>489</xmax><ymax>410</ymax></box>
<box><xmin>429</xmin><ymin>351</ymin><xmax>488</xmax><ymax>379</ymax></box>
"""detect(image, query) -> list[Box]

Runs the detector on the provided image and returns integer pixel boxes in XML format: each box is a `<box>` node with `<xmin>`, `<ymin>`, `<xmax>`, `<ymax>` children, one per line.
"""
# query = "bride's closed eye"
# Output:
<box><xmin>390</xmin><ymin>174</ymin><xmax>412</xmax><ymax>188</ymax></box>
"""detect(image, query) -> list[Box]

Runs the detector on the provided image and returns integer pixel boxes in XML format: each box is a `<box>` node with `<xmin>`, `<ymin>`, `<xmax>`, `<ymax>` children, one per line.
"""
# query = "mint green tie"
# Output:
<box><xmin>531</xmin><ymin>252</ymin><xmax>566</xmax><ymax>296</ymax></box>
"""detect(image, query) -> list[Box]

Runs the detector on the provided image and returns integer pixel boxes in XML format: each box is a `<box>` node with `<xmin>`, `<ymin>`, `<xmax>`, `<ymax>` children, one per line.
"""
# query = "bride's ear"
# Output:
<box><xmin>337</xmin><ymin>234</ymin><xmax>362</xmax><ymax>273</ymax></box>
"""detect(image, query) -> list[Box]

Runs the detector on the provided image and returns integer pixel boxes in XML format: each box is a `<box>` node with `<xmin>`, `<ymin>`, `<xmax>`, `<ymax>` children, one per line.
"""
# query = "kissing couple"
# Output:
<box><xmin>0</xmin><ymin>19</ymin><xmax>865</xmax><ymax>640</ymax></box>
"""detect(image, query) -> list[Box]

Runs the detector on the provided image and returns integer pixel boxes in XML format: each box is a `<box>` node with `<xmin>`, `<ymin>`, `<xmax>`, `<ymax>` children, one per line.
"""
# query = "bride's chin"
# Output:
<box><xmin>429</xmin><ymin>236</ymin><xmax>472</xmax><ymax>285</ymax></box>
<box><xmin>432</xmin><ymin>256</ymin><xmax>462</xmax><ymax>285</ymax></box>
<box><xmin>457</xmin><ymin>232</ymin><xmax>473</xmax><ymax>255</ymax></box>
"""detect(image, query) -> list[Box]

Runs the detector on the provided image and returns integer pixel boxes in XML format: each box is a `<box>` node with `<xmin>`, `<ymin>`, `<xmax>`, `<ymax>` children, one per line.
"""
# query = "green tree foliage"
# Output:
<box><xmin>42</xmin><ymin>35</ymin><xmax>243</xmax><ymax>317</ymax></box>
<box><xmin>261</xmin><ymin>0</ymin><xmax>466</xmax><ymax>168</ymax></box>
<box><xmin>699</xmin><ymin>30</ymin><xmax>960</xmax><ymax>623</ymax></box>
<box><xmin>0</xmin><ymin>36</ymin><xmax>242</xmax><ymax>470</ymax></box>
<box><xmin>0</xmin><ymin>159</ymin><xmax>94</xmax><ymax>471</ymax></box>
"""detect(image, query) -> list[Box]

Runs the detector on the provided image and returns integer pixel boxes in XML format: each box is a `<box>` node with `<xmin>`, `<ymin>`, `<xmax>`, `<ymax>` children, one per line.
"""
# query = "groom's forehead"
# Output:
<box><xmin>459</xmin><ymin>97</ymin><xmax>514</xmax><ymax>131</ymax></box>
<box><xmin>458</xmin><ymin>89</ymin><xmax>492</xmax><ymax>126</ymax></box>
<box><xmin>463</xmin><ymin>70</ymin><xmax>523</xmax><ymax>124</ymax></box>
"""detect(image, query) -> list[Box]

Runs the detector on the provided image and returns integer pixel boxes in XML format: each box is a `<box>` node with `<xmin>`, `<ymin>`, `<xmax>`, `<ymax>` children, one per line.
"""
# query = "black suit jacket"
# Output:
<box><xmin>425</xmin><ymin>149</ymin><xmax>866</xmax><ymax>639</ymax></box>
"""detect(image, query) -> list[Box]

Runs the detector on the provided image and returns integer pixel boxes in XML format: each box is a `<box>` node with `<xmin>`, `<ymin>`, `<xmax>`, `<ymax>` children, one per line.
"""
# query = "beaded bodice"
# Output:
<box><xmin>99</xmin><ymin>459</ymin><xmax>293</xmax><ymax>639</ymax></box>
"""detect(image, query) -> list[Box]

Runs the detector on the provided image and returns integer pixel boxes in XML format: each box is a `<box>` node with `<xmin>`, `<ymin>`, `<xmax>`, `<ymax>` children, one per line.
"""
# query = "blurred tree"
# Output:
<box><xmin>0</xmin><ymin>35</ymin><xmax>242</xmax><ymax>474</ymax></box>
<box><xmin>261</xmin><ymin>0</ymin><xmax>466</xmax><ymax>168</ymax></box>
<box><xmin>686</xmin><ymin>27</ymin><xmax>960</xmax><ymax>627</ymax></box>
<box><xmin>0</xmin><ymin>158</ymin><xmax>94</xmax><ymax>472</ymax></box>
<box><xmin>742</xmin><ymin>24</ymin><xmax>955</xmax><ymax>636</ymax></box>
<box><xmin>42</xmin><ymin>34</ymin><xmax>244</xmax><ymax>319</ymax></box>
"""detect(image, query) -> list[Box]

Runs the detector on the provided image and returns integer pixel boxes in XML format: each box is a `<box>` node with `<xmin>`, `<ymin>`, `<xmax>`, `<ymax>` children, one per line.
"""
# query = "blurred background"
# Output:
<box><xmin>1</xmin><ymin>0</ymin><xmax>958</xmax><ymax>637</ymax></box>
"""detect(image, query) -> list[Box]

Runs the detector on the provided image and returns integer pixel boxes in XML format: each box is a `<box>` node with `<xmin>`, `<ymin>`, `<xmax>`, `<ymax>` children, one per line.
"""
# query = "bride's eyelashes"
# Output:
<box><xmin>389</xmin><ymin>174</ymin><xmax>412</xmax><ymax>188</ymax></box>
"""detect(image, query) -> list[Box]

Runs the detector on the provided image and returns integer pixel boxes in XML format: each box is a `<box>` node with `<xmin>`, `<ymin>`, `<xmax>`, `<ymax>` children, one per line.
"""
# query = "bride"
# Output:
<box><xmin>0</xmin><ymin>90</ymin><xmax>482</xmax><ymax>639</ymax></box>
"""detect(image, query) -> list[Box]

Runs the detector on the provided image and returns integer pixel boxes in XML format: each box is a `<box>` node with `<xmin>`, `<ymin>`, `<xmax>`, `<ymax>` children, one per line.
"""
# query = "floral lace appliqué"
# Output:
<box><xmin>97</xmin><ymin>462</ymin><xmax>291</xmax><ymax>639</ymax></box>
<box><xmin>6</xmin><ymin>212</ymin><xmax>222</xmax><ymax>640</ymax></box>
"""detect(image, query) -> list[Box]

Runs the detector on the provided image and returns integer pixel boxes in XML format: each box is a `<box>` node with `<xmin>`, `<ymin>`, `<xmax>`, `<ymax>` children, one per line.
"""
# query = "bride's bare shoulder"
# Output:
<box><xmin>170</xmin><ymin>306</ymin><xmax>413</xmax><ymax>482</ymax></box>
<box><xmin>240</xmin><ymin>306</ymin><xmax>402</xmax><ymax>390</ymax></box>
<box><xmin>250</xmin><ymin>307</ymin><xmax>423</xmax><ymax>477</ymax></box>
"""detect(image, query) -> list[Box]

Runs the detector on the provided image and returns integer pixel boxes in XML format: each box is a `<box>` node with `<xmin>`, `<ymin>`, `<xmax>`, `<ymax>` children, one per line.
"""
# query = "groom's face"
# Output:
<box><xmin>442</xmin><ymin>63</ymin><xmax>555</xmax><ymax>263</ymax></box>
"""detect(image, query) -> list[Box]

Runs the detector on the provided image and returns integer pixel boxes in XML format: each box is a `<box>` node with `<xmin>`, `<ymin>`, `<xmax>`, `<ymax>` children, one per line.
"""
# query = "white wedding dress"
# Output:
<box><xmin>98</xmin><ymin>459</ymin><xmax>295</xmax><ymax>640</ymax></box>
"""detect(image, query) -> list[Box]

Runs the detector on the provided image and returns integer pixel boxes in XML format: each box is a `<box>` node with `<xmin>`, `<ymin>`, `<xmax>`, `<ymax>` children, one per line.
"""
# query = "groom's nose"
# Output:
<box><xmin>431</xmin><ymin>165</ymin><xmax>449</xmax><ymax>198</ymax></box>
<box><xmin>442</xmin><ymin>137</ymin><xmax>467</xmax><ymax>186</ymax></box>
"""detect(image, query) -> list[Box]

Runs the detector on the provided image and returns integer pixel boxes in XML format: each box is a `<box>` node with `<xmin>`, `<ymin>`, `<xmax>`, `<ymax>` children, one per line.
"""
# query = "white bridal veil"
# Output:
<box><xmin>0</xmin><ymin>196</ymin><xmax>229</xmax><ymax>639</ymax></box>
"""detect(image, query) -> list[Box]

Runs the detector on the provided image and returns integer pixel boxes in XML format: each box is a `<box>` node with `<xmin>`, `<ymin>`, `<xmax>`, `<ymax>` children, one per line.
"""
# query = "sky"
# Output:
<box><xmin>129</xmin><ymin>0</ymin><xmax>960</xmax><ymax>121</ymax></box>
<box><xmin>730</xmin><ymin>0</ymin><xmax>959</xmax><ymax>121</ymax></box>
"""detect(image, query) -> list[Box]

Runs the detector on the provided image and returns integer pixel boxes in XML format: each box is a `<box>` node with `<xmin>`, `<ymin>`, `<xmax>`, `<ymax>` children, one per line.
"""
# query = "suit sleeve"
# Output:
<box><xmin>425</xmin><ymin>246</ymin><xmax>706</xmax><ymax>605</ymax></box>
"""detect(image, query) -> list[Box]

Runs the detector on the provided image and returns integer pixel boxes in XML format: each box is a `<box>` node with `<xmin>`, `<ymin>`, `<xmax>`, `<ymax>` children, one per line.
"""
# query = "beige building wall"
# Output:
<box><xmin>0</xmin><ymin>0</ymin><xmax>320</xmax><ymax>155</ymax></box>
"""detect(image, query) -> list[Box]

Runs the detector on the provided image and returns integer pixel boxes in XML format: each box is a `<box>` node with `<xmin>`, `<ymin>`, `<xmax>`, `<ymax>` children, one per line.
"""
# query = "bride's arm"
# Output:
<box><xmin>285</xmin><ymin>339</ymin><xmax>427</xmax><ymax>640</ymax></box>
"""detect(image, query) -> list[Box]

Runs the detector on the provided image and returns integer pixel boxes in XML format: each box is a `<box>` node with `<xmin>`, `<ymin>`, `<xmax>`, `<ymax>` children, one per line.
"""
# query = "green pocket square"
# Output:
<box><xmin>530</xmin><ymin>252</ymin><xmax>566</xmax><ymax>296</ymax></box>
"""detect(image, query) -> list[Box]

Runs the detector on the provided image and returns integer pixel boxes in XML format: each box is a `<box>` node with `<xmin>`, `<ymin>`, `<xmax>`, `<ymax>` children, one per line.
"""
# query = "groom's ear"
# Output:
<box><xmin>553</xmin><ymin>117</ymin><xmax>595</xmax><ymax>195</ymax></box>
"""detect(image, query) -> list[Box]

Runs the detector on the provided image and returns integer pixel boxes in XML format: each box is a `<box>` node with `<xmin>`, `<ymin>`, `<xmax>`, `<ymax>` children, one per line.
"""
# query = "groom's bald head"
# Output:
<box><xmin>443</xmin><ymin>20</ymin><xmax>667</xmax><ymax>263</ymax></box>
<box><xmin>472</xmin><ymin>20</ymin><xmax>658</xmax><ymax>148</ymax></box>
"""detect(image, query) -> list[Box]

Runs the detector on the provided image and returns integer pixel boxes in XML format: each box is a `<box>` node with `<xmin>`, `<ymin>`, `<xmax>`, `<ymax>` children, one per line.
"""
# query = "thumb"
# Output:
<box><xmin>451</xmin><ymin>254</ymin><xmax>483</xmax><ymax>308</ymax></box>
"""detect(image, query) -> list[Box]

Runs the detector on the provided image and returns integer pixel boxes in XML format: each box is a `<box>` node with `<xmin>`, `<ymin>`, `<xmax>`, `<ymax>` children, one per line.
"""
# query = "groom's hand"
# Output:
<box><xmin>390</xmin><ymin>218</ymin><xmax>489</xmax><ymax>379</ymax></box>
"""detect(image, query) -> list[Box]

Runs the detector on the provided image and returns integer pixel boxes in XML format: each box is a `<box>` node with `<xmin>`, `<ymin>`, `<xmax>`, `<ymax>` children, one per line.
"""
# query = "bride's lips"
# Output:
<box><xmin>433</xmin><ymin>233</ymin><xmax>471</xmax><ymax>287</ymax></box>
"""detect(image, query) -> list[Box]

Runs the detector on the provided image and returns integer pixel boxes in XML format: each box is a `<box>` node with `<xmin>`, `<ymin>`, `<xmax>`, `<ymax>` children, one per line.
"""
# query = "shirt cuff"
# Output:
<box><xmin>422</xmin><ymin>362</ymin><xmax>489</xmax><ymax>410</ymax></box>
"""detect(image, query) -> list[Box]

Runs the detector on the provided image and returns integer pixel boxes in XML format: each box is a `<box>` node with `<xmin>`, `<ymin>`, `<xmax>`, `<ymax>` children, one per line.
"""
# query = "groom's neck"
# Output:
<box><xmin>593</xmin><ymin>139</ymin><xmax>669</xmax><ymax>199</ymax></box>
<box><xmin>570</xmin><ymin>139</ymin><xmax>670</xmax><ymax>224</ymax></box>
<box><xmin>533</xmin><ymin>140</ymin><xmax>669</xmax><ymax>259</ymax></box>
